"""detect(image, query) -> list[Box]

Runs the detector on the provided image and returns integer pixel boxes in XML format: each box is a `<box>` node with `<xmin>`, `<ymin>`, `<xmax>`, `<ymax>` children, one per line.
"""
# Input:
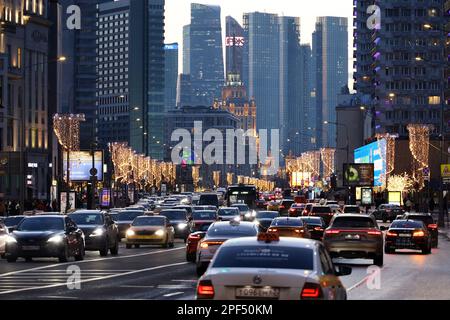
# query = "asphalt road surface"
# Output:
<box><xmin>1</xmin><ymin>230</ymin><xmax>449</xmax><ymax>300</ymax></box>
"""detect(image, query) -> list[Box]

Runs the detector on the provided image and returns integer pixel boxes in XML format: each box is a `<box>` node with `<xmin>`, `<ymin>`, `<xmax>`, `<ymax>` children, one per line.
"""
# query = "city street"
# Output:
<box><xmin>1</xmin><ymin>228</ymin><xmax>449</xmax><ymax>300</ymax></box>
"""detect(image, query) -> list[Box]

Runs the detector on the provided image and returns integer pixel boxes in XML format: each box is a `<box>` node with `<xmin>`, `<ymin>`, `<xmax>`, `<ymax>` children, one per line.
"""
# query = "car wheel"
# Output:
<box><xmin>162</xmin><ymin>236</ymin><xmax>169</xmax><ymax>248</ymax></box>
<box><xmin>6</xmin><ymin>256</ymin><xmax>17</xmax><ymax>263</ymax></box>
<box><xmin>374</xmin><ymin>253</ymin><xmax>384</xmax><ymax>266</ymax></box>
<box><xmin>99</xmin><ymin>239</ymin><xmax>109</xmax><ymax>257</ymax></box>
<box><xmin>126</xmin><ymin>244</ymin><xmax>132</xmax><ymax>249</ymax></box>
<box><xmin>432</xmin><ymin>238</ymin><xmax>438</xmax><ymax>248</ymax></box>
<box><xmin>110</xmin><ymin>240</ymin><xmax>119</xmax><ymax>255</ymax></box>
<box><xmin>422</xmin><ymin>245</ymin><xmax>431</xmax><ymax>255</ymax></box>
<box><xmin>75</xmin><ymin>244</ymin><xmax>85</xmax><ymax>261</ymax></box>
<box><xmin>59</xmin><ymin>245</ymin><xmax>69</xmax><ymax>263</ymax></box>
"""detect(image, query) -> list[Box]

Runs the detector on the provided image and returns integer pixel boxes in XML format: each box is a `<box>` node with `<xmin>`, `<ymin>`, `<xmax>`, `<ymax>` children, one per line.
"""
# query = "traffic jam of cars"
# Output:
<box><xmin>0</xmin><ymin>186</ymin><xmax>443</xmax><ymax>301</ymax></box>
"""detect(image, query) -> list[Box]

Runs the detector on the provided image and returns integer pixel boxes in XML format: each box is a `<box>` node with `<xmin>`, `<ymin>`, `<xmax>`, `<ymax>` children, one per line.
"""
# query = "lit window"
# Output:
<box><xmin>428</xmin><ymin>96</ymin><xmax>440</xmax><ymax>105</ymax></box>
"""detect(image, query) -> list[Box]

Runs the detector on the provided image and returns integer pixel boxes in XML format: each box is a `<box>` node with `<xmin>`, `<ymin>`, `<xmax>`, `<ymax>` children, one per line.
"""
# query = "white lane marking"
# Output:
<box><xmin>38</xmin><ymin>296</ymin><xmax>79</xmax><ymax>300</ymax></box>
<box><xmin>119</xmin><ymin>285</ymin><xmax>156</xmax><ymax>289</ymax></box>
<box><xmin>0</xmin><ymin>262</ymin><xmax>189</xmax><ymax>295</ymax></box>
<box><xmin>0</xmin><ymin>247</ymin><xmax>184</xmax><ymax>278</ymax></box>
<box><xmin>158</xmin><ymin>285</ymin><xmax>192</xmax><ymax>290</ymax></box>
<box><xmin>164</xmin><ymin>292</ymin><xmax>184</xmax><ymax>298</ymax></box>
<box><xmin>171</xmin><ymin>280</ymin><xmax>197</xmax><ymax>283</ymax></box>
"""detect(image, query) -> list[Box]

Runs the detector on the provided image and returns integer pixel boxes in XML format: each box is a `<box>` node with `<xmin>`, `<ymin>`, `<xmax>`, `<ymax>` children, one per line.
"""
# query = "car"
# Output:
<box><xmin>196</xmin><ymin>220</ymin><xmax>259</xmax><ymax>276</ymax></box>
<box><xmin>255</xmin><ymin>198</ymin><xmax>267</xmax><ymax>209</ymax></box>
<box><xmin>267</xmin><ymin>201</ymin><xmax>280</xmax><ymax>212</ymax></box>
<box><xmin>69</xmin><ymin>211</ymin><xmax>119</xmax><ymax>256</ymax></box>
<box><xmin>159</xmin><ymin>209</ymin><xmax>190</xmax><ymax>241</ymax></box>
<box><xmin>125</xmin><ymin>216</ymin><xmax>175</xmax><ymax>249</ymax></box>
<box><xmin>268</xmin><ymin>217</ymin><xmax>311</xmax><ymax>239</ymax></box>
<box><xmin>302</xmin><ymin>204</ymin><xmax>313</xmax><ymax>216</ymax></box>
<box><xmin>329</xmin><ymin>204</ymin><xmax>342</xmax><ymax>214</ymax></box>
<box><xmin>278</xmin><ymin>199</ymin><xmax>295</xmax><ymax>216</ymax></box>
<box><xmin>401</xmin><ymin>213</ymin><xmax>438</xmax><ymax>248</ymax></box>
<box><xmin>3</xmin><ymin>216</ymin><xmax>26</xmax><ymax>233</ymax></box>
<box><xmin>385</xmin><ymin>220</ymin><xmax>432</xmax><ymax>255</ymax></box>
<box><xmin>193</xmin><ymin>205</ymin><xmax>217</xmax><ymax>212</ymax></box>
<box><xmin>124</xmin><ymin>206</ymin><xmax>147</xmax><ymax>212</ymax></box>
<box><xmin>254</xmin><ymin>211</ymin><xmax>279</xmax><ymax>232</ymax></box>
<box><xmin>199</xmin><ymin>193</ymin><xmax>219</xmax><ymax>208</ymax></box>
<box><xmin>117</xmin><ymin>210</ymin><xmax>147</xmax><ymax>239</ymax></box>
<box><xmin>323</xmin><ymin>214</ymin><xmax>385</xmax><ymax>266</ymax></box>
<box><xmin>300</xmin><ymin>217</ymin><xmax>327</xmax><ymax>241</ymax></box>
<box><xmin>309</xmin><ymin>206</ymin><xmax>334</xmax><ymax>226</ymax></box>
<box><xmin>174</xmin><ymin>205</ymin><xmax>194</xmax><ymax>218</ymax></box>
<box><xmin>217</xmin><ymin>207</ymin><xmax>240</xmax><ymax>222</ymax></box>
<box><xmin>342</xmin><ymin>205</ymin><xmax>361</xmax><ymax>214</ymax></box>
<box><xmin>196</xmin><ymin>233</ymin><xmax>351</xmax><ymax>300</ymax></box>
<box><xmin>289</xmin><ymin>203</ymin><xmax>306</xmax><ymax>217</ymax></box>
<box><xmin>189</xmin><ymin>210</ymin><xmax>218</xmax><ymax>233</ymax></box>
<box><xmin>0</xmin><ymin>221</ymin><xmax>8</xmax><ymax>258</ymax></box>
<box><xmin>231</xmin><ymin>204</ymin><xmax>255</xmax><ymax>221</ymax></box>
<box><xmin>5</xmin><ymin>215</ymin><xmax>85</xmax><ymax>263</ymax></box>
<box><xmin>372</xmin><ymin>204</ymin><xmax>404</xmax><ymax>222</ymax></box>
<box><xmin>108</xmin><ymin>212</ymin><xmax>119</xmax><ymax>222</ymax></box>
<box><xmin>186</xmin><ymin>224</ymin><xmax>211</xmax><ymax>263</ymax></box>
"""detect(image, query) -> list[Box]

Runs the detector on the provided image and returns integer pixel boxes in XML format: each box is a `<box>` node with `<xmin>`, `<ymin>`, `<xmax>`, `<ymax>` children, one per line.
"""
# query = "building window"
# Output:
<box><xmin>428</xmin><ymin>96</ymin><xmax>441</xmax><ymax>105</ymax></box>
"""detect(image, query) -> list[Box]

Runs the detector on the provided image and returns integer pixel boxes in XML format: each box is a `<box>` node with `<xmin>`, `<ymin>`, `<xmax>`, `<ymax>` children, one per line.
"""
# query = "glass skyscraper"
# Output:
<box><xmin>164</xmin><ymin>43</ymin><xmax>179</xmax><ymax>112</ymax></box>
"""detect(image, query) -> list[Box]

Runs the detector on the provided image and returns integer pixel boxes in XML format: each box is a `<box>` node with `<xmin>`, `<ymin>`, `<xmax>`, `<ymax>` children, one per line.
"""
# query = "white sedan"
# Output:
<box><xmin>196</xmin><ymin>234</ymin><xmax>351</xmax><ymax>300</ymax></box>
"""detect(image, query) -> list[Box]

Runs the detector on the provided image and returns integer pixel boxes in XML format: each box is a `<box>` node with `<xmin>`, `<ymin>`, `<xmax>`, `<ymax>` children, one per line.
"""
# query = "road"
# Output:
<box><xmin>1</xmin><ymin>231</ymin><xmax>449</xmax><ymax>300</ymax></box>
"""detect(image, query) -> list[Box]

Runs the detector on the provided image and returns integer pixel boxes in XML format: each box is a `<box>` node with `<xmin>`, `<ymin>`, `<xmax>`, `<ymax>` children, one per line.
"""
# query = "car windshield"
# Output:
<box><xmin>70</xmin><ymin>214</ymin><xmax>103</xmax><ymax>226</ymax></box>
<box><xmin>17</xmin><ymin>217</ymin><xmax>65</xmax><ymax>232</ymax></box>
<box><xmin>218</xmin><ymin>209</ymin><xmax>239</xmax><ymax>216</ymax></box>
<box><xmin>312</xmin><ymin>207</ymin><xmax>332</xmax><ymax>213</ymax></box>
<box><xmin>118</xmin><ymin>211</ymin><xmax>144</xmax><ymax>222</ymax></box>
<box><xmin>160</xmin><ymin>211</ymin><xmax>187</xmax><ymax>221</ymax></box>
<box><xmin>332</xmin><ymin>217</ymin><xmax>375</xmax><ymax>228</ymax></box>
<box><xmin>233</xmin><ymin>205</ymin><xmax>249</xmax><ymax>212</ymax></box>
<box><xmin>193</xmin><ymin>211</ymin><xmax>216</xmax><ymax>220</ymax></box>
<box><xmin>213</xmin><ymin>246</ymin><xmax>314</xmax><ymax>270</ymax></box>
<box><xmin>344</xmin><ymin>207</ymin><xmax>360</xmax><ymax>213</ymax></box>
<box><xmin>271</xmin><ymin>219</ymin><xmax>303</xmax><ymax>227</ymax></box>
<box><xmin>391</xmin><ymin>221</ymin><xmax>424</xmax><ymax>229</ymax></box>
<box><xmin>256</xmin><ymin>212</ymin><xmax>278</xmax><ymax>220</ymax></box>
<box><xmin>109</xmin><ymin>214</ymin><xmax>118</xmax><ymax>222</ymax></box>
<box><xmin>207</xmin><ymin>224</ymin><xmax>258</xmax><ymax>238</ymax></box>
<box><xmin>4</xmin><ymin>216</ymin><xmax>25</xmax><ymax>227</ymax></box>
<box><xmin>301</xmin><ymin>218</ymin><xmax>323</xmax><ymax>226</ymax></box>
<box><xmin>406</xmin><ymin>216</ymin><xmax>434</xmax><ymax>225</ymax></box>
<box><xmin>132</xmin><ymin>217</ymin><xmax>164</xmax><ymax>227</ymax></box>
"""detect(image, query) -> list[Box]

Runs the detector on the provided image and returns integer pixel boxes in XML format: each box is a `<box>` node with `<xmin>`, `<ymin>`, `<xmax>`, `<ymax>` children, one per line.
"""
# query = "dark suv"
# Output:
<box><xmin>310</xmin><ymin>206</ymin><xmax>334</xmax><ymax>226</ymax></box>
<box><xmin>372</xmin><ymin>204</ymin><xmax>404</xmax><ymax>222</ymax></box>
<box><xmin>278</xmin><ymin>199</ymin><xmax>295</xmax><ymax>216</ymax></box>
<box><xmin>402</xmin><ymin>213</ymin><xmax>438</xmax><ymax>248</ymax></box>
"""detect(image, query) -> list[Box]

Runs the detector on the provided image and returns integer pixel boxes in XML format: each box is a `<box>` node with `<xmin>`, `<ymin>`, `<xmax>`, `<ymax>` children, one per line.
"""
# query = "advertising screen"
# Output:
<box><xmin>63</xmin><ymin>151</ymin><xmax>104</xmax><ymax>182</ymax></box>
<box><xmin>354</xmin><ymin>139</ymin><xmax>387</xmax><ymax>187</ymax></box>
<box><xmin>343</xmin><ymin>164</ymin><xmax>375</xmax><ymax>187</ymax></box>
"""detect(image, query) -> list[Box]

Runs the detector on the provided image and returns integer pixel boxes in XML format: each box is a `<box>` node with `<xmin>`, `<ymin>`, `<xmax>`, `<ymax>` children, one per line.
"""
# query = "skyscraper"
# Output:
<box><xmin>129</xmin><ymin>0</ymin><xmax>165</xmax><ymax>159</ymax></box>
<box><xmin>299</xmin><ymin>44</ymin><xmax>316</xmax><ymax>152</ymax></box>
<box><xmin>189</xmin><ymin>3</ymin><xmax>224</xmax><ymax>106</ymax></box>
<box><xmin>313</xmin><ymin>17</ymin><xmax>348</xmax><ymax>148</ymax></box>
<box><xmin>97</xmin><ymin>0</ymin><xmax>130</xmax><ymax>146</ymax></box>
<box><xmin>182</xmin><ymin>25</ymin><xmax>191</xmax><ymax>74</ymax></box>
<box><xmin>225</xmin><ymin>16</ymin><xmax>245</xmax><ymax>77</ymax></box>
<box><xmin>164</xmin><ymin>43</ymin><xmax>179</xmax><ymax>112</ymax></box>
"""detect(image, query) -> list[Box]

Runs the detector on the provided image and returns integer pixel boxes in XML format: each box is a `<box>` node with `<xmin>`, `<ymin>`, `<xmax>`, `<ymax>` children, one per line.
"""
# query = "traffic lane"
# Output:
<box><xmin>346</xmin><ymin>235</ymin><xmax>450</xmax><ymax>300</ymax></box>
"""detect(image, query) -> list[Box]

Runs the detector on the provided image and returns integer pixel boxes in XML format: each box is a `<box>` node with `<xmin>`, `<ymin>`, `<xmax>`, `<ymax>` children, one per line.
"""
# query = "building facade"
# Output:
<box><xmin>97</xmin><ymin>0</ymin><xmax>130</xmax><ymax>147</ymax></box>
<box><xmin>129</xmin><ymin>0</ymin><xmax>165</xmax><ymax>159</ymax></box>
<box><xmin>225</xmin><ymin>16</ymin><xmax>245</xmax><ymax>77</ymax></box>
<box><xmin>354</xmin><ymin>0</ymin><xmax>449</xmax><ymax>138</ymax></box>
<box><xmin>313</xmin><ymin>16</ymin><xmax>348</xmax><ymax>149</ymax></box>
<box><xmin>189</xmin><ymin>3</ymin><xmax>224</xmax><ymax>106</ymax></box>
<box><xmin>164</xmin><ymin>43</ymin><xmax>178</xmax><ymax>112</ymax></box>
<box><xmin>182</xmin><ymin>24</ymin><xmax>190</xmax><ymax>74</ymax></box>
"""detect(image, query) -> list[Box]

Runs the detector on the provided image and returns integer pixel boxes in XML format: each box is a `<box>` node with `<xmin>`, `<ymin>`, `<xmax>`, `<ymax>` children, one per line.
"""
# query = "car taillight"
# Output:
<box><xmin>294</xmin><ymin>229</ymin><xmax>304</xmax><ymax>234</ymax></box>
<box><xmin>367</xmin><ymin>230</ymin><xmax>382</xmax><ymax>236</ymax></box>
<box><xmin>325</xmin><ymin>230</ymin><xmax>340</xmax><ymax>235</ymax></box>
<box><xmin>301</xmin><ymin>283</ymin><xmax>323</xmax><ymax>299</ymax></box>
<box><xmin>314</xmin><ymin>227</ymin><xmax>324</xmax><ymax>231</ymax></box>
<box><xmin>200</xmin><ymin>242</ymin><xmax>209</xmax><ymax>249</ymax></box>
<box><xmin>268</xmin><ymin>228</ymin><xmax>278</xmax><ymax>233</ymax></box>
<box><xmin>279</xmin><ymin>206</ymin><xmax>285</xmax><ymax>209</ymax></box>
<box><xmin>189</xmin><ymin>234</ymin><xmax>201</xmax><ymax>240</ymax></box>
<box><xmin>197</xmin><ymin>280</ymin><xmax>215</xmax><ymax>299</ymax></box>
<box><xmin>428</xmin><ymin>224</ymin><xmax>438</xmax><ymax>229</ymax></box>
<box><xmin>386</xmin><ymin>231</ymin><xmax>398</xmax><ymax>237</ymax></box>
<box><xmin>413</xmin><ymin>231</ymin><xmax>425</xmax><ymax>237</ymax></box>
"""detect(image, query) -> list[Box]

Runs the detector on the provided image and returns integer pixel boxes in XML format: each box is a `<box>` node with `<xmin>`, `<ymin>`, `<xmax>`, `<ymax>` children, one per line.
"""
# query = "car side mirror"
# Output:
<box><xmin>335</xmin><ymin>265</ymin><xmax>352</xmax><ymax>277</ymax></box>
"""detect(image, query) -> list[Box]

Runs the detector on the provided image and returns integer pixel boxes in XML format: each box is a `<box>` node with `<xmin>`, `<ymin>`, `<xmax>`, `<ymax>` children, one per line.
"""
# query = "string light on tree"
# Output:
<box><xmin>407</xmin><ymin>124</ymin><xmax>432</xmax><ymax>190</ymax></box>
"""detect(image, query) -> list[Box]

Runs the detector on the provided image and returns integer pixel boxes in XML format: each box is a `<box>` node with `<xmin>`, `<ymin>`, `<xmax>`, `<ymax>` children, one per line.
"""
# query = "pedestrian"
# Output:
<box><xmin>51</xmin><ymin>200</ymin><xmax>58</xmax><ymax>212</ymax></box>
<box><xmin>429</xmin><ymin>198</ymin><xmax>435</xmax><ymax>213</ymax></box>
<box><xmin>405</xmin><ymin>198</ymin><xmax>413</xmax><ymax>212</ymax></box>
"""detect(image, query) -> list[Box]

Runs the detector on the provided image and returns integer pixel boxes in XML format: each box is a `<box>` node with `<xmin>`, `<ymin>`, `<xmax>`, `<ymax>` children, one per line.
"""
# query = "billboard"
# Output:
<box><xmin>343</xmin><ymin>164</ymin><xmax>375</xmax><ymax>187</ymax></box>
<box><xmin>354</xmin><ymin>139</ymin><xmax>386</xmax><ymax>187</ymax></box>
<box><xmin>361</xmin><ymin>188</ymin><xmax>373</xmax><ymax>206</ymax></box>
<box><xmin>63</xmin><ymin>151</ymin><xmax>104</xmax><ymax>182</ymax></box>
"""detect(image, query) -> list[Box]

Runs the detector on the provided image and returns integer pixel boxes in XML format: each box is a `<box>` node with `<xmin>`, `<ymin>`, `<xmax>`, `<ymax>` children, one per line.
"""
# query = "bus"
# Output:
<box><xmin>225</xmin><ymin>185</ymin><xmax>258</xmax><ymax>209</ymax></box>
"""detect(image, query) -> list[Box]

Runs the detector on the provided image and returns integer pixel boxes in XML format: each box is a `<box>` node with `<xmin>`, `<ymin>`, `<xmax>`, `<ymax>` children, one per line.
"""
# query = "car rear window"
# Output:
<box><xmin>160</xmin><ymin>210</ymin><xmax>187</xmax><ymax>221</ymax></box>
<box><xmin>391</xmin><ymin>220</ymin><xmax>424</xmax><ymax>229</ymax></box>
<box><xmin>300</xmin><ymin>218</ymin><xmax>323</xmax><ymax>226</ymax></box>
<box><xmin>332</xmin><ymin>217</ymin><xmax>375</xmax><ymax>228</ymax></box>
<box><xmin>207</xmin><ymin>224</ymin><xmax>258</xmax><ymax>238</ymax></box>
<box><xmin>271</xmin><ymin>219</ymin><xmax>303</xmax><ymax>227</ymax></box>
<box><xmin>406</xmin><ymin>216</ymin><xmax>434</xmax><ymax>225</ymax></box>
<box><xmin>213</xmin><ymin>246</ymin><xmax>314</xmax><ymax>270</ymax></box>
<box><xmin>344</xmin><ymin>207</ymin><xmax>360</xmax><ymax>213</ymax></box>
<box><xmin>311</xmin><ymin>206</ymin><xmax>332</xmax><ymax>213</ymax></box>
<box><xmin>193</xmin><ymin>211</ymin><xmax>216</xmax><ymax>220</ymax></box>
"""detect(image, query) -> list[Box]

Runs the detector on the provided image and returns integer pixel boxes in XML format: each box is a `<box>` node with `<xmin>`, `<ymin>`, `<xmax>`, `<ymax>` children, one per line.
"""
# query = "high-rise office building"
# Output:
<box><xmin>225</xmin><ymin>16</ymin><xmax>245</xmax><ymax>77</ymax></box>
<box><xmin>182</xmin><ymin>25</ymin><xmax>191</xmax><ymax>74</ymax></box>
<box><xmin>446</xmin><ymin>0</ymin><xmax>450</xmax><ymax>129</ymax></box>
<box><xmin>164</xmin><ymin>43</ymin><xmax>179</xmax><ymax>112</ymax></box>
<box><xmin>354</xmin><ymin>1</ymin><xmax>448</xmax><ymax>138</ymax></box>
<box><xmin>313</xmin><ymin>17</ymin><xmax>348</xmax><ymax>148</ymax></box>
<box><xmin>129</xmin><ymin>0</ymin><xmax>165</xmax><ymax>159</ymax></box>
<box><xmin>176</xmin><ymin>74</ymin><xmax>193</xmax><ymax>108</ymax></box>
<box><xmin>189</xmin><ymin>3</ymin><xmax>224</xmax><ymax>106</ymax></box>
<box><xmin>299</xmin><ymin>44</ymin><xmax>316</xmax><ymax>152</ymax></box>
<box><xmin>97</xmin><ymin>0</ymin><xmax>130</xmax><ymax>147</ymax></box>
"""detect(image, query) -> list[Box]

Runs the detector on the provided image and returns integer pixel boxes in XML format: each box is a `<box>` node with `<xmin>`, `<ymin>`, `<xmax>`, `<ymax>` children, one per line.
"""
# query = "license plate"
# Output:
<box><xmin>138</xmin><ymin>235</ymin><xmax>159</xmax><ymax>239</ymax></box>
<box><xmin>399</xmin><ymin>234</ymin><xmax>411</xmax><ymax>238</ymax></box>
<box><xmin>236</xmin><ymin>287</ymin><xmax>280</xmax><ymax>299</ymax></box>
<box><xmin>22</xmin><ymin>246</ymin><xmax>40</xmax><ymax>251</ymax></box>
<box><xmin>345</xmin><ymin>234</ymin><xmax>361</xmax><ymax>240</ymax></box>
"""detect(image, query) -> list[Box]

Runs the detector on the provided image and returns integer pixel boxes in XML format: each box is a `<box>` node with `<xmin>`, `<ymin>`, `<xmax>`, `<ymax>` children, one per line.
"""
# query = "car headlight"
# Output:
<box><xmin>245</xmin><ymin>212</ymin><xmax>251</xmax><ymax>218</ymax></box>
<box><xmin>178</xmin><ymin>223</ymin><xmax>187</xmax><ymax>230</ymax></box>
<box><xmin>47</xmin><ymin>235</ymin><xmax>64</xmax><ymax>243</ymax></box>
<box><xmin>155</xmin><ymin>229</ymin><xmax>165</xmax><ymax>237</ymax></box>
<box><xmin>251</xmin><ymin>210</ymin><xmax>257</xmax><ymax>217</ymax></box>
<box><xmin>90</xmin><ymin>228</ymin><xmax>105</xmax><ymax>237</ymax></box>
<box><xmin>5</xmin><ymin>235</ymin><xmax>17</xmax><ymax>244</ymax></box>
<box><xmin>233</xmin><ymin>216</ymin><xmax>241</xmax><ymax>222</ymax></box>
<box><xmin>126</xmin><ymin>229</ymin><xmax>135</xmax><ymax>237</ymax></box>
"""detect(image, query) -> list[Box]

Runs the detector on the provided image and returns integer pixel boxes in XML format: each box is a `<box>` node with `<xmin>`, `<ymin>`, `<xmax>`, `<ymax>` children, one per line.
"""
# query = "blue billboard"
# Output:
<box><xmin>354</xmin><ymin>139</ymin><xmax>386</xmax><ymax>187</ymax></box>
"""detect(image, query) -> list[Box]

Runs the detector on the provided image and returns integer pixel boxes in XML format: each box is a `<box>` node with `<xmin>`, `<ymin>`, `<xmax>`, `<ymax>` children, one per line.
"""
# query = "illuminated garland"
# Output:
<box><xmin>321</xmin><ymin>148</ymin><xmax>336</xmax><ymax>179</ymax></box>
<box><xmin>53</xmin><ymin>114</ymin><xmax>85</xmax><ymax>151</ymax></box>
<box><xmin>376</xmin><ymin>134</ymin><xmax>397</xmax><ymax>189</ymax></box>
<box><xmin>213</xmin><ymin>171</ymin><xmax>221</xmax><ymax>187</ymax></box>
<box><xmin>407</xmin><ymin>124</ymin><xmax>431</xmax><ymax>190</ymax></box>
<box><xmin>388</xmin><ymin>173</ymin><xmax>413</xmax><ymax>192</ymax></box>
<box><xmin>227</xmin><ymin>173</ymin><xmax>234</xmax><ymax>186</ymax></box>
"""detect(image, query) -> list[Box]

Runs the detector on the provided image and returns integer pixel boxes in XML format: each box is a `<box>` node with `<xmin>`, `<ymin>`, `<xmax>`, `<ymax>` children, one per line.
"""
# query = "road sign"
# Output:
<box><xmin>423</xmin><ymin>167</ymin><xmax>430</xmax><ymax>181</ymax></box>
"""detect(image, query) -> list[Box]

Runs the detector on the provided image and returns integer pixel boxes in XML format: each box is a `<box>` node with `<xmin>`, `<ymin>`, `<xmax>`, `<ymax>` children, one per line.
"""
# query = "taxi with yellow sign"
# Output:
<box><xmin>196</xmin><ymin>233</ymin><xmax>351</xmax><ymax>300</ymax></box>
<box><xmin>125</xmin><ymin>216</ymin><xmax>175</xmax><ymax>249</ymax></box>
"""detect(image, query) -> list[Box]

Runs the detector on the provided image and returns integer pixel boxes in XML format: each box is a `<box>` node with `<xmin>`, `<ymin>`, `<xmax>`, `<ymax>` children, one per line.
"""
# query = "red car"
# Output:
<box><xmin>189</xmin><ymin>210</ymin><xmax>218</xmax><ymax>233</ymax></box>
<box><xmin>289</xmin><ymin>203</ymin><xmax>306</xmax><ymax>217</ymax></box>
<box><xmin>186</xmin><ymin>230</ymin><xmax>207</xmax><ymax>262</ymax></box>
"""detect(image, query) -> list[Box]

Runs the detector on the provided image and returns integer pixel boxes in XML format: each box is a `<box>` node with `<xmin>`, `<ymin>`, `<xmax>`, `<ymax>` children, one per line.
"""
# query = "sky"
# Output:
<box><xmin>165</xmin><ymin>0</ymin><xmax>355</xmax><ymax>84</ymax></box>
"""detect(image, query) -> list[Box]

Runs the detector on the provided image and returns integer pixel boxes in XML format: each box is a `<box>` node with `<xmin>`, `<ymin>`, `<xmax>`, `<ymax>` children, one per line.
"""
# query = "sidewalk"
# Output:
<box><xmin>430</xmin><ymin>212</ymin><xmax>450</xmax><ymax>240</ymax></box>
